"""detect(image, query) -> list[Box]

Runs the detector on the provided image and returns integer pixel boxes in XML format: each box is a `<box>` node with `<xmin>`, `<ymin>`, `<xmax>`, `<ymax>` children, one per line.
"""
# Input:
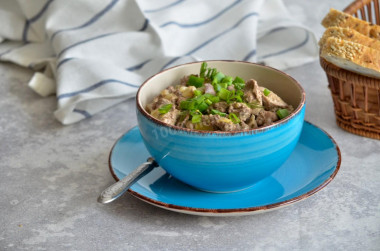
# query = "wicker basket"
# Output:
<box><xmin>320</xmin><ymin>0</ymin><xmax>380</xmax><ymax>140</ymax></box>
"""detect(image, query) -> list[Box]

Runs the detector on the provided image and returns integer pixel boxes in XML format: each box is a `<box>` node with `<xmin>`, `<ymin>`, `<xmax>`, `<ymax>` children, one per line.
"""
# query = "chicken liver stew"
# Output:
<box><xmin>145</xmin><ymin>62</ymin><xmax>293</xmax><ymax>131</ymax></box>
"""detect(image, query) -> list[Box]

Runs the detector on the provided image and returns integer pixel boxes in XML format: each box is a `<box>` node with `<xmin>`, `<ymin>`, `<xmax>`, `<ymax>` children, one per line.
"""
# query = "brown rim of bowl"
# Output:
<box><xmin>136</xmin><ymin>60</ymin><xmax>306</xmax><ymax>135</ymax></box>
<box><xmin>108</xmin><ymin>121</ymin><xmax>341</xmax><ymax>215</ymax></box>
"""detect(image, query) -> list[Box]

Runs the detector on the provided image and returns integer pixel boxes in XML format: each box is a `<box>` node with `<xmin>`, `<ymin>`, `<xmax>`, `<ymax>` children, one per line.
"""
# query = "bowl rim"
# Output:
<box><xmin>136</xmin><ymin>60</ymin><xmax>306</xmax><ymax>135</ymax></box>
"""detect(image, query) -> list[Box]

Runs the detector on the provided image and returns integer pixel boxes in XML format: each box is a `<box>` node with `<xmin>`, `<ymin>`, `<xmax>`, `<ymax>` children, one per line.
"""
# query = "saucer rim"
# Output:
<box><xmin>108</xmin><ymin>121</ymin><xmax>341</xmax><ymax>215</ymax></box>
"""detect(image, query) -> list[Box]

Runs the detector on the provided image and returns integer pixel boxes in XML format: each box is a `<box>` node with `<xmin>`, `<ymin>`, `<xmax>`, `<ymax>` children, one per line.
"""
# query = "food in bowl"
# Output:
<box><xmin>136</xmin><ymin>61</ymin><xmax>305</xmax><ymax>192</ymax></box>
<box><xmin>146</xmin><ymin>62</ymin><xmax>294</xmax><ymax>131</ymax></box>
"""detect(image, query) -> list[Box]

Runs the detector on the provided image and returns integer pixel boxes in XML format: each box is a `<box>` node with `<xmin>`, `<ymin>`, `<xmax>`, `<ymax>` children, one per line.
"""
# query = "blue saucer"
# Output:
<box><xmin>109</xmin><ymin>121</ymin><xmax>341</xmax><ymax>216</ymax></box>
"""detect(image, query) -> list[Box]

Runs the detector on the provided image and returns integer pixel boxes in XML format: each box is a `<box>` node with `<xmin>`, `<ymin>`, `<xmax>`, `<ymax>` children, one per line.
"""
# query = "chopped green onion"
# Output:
<box><xmin>197</xmin><ymin>101</ymin><xmax>208</xmax><ymax>112</ymax></box>
<box><xmin>193</xmin><ymin>89</ymin><xmax>202</xmax><ymax>96</ymax></box>
<box><xmin>179</xmin><ymin>93</ymin><xmax>218</xmax><ymax>113</ymax></box>
<box><xmin>233</xmin><ymin>82</ymin><xmax>245</xmax><ymax>90</ymax></box>
<box><xmin>180</xmin><ymin>100</ymin><xmax>195</xmax><ymax>110</ymax></box>
<box><xmin>276</xmin><ymin>109</ymin><xmax>290</xmax><ymax>119</ymax></box>
<box><xmin>263</xmin><ymin>88</ymin><xmax>271</xmax><ymax>96</ymax></box>
<box><xmin>203</xmin><ymin>93</ymin><xmax>220</xmax><ymax>103</ymax></box>
<box><xmin>213</xmin><ymin>83</ymin><xmax>222</xmax><ymax>93</ymax></box>
<box><xmin>191</xmin><ymin>114</ymin><xmax>202</xmax><ymax>123</ymax></box>
<box><xmin>205</xmin><ymin>99</ymin><xmax>213</xmax><ymax>105</ymax></box>
<box><xmin>233</xmin><ymin>76</ymin><xmax>245</xmax><ymax>84</ymax></box>
<box><xmin>221</xmin><ymin>76</ymin><xmax>233</xmax><ymax>86</ymax></box>
<box><xmin>158</xmin><ymin>104</ymin><xmax>173</xmax><ymax>114</ymax></box>
<box><xmin>236</xmin><ymin>90</ymin><xmax>244</xmax><ymax>96</ymax></box>
<box><xmin>187</xmin><ymin>75</ymin><xmax>204</xmax><ymax>87</ymax></box>
<box><xmin>211</xmin><ymin>109</ymin><xmax>227</xmax><ymax>117</ymax></box>
<box><xmin>194</xmin><ymin>95</ymin><xmax>205</xmax><ymax>104</ymax></box>
<box><xmin>212</xmin><ymin>72</ymin><xmax>225</xmax><ymax>84</ymax></box>
<box><xmin>225</xmin><ymin>90</ymin><xmax>243</xmax><ymax>103</ymax></box>
<box><xmin>218</xmin><ymin>88</ymin><xmax>231</xmax><ymax>101</ymax></box>
<box><xmin>236</xmin><ymin>90</ymin><xmax>244</xmax><ymax>101</ymax></box>
<box><xmin>178</xmin><ymin>63</ymin><xmax>250</xmax><ymax>118</ymax></box>
<box><xmin>233</xmin><ymin>77</ymin><xmax>245</xmax><ymax>90</ymax></box>
<box><xmin>229</xmin><ymin>113</ymin><xmax>241</xmax><ymax>124</ymax></box>
<box><xmin>219</xmin><ymin>82</ymin><xmax>228</xmax><ymax>89</ymax></box>
<box><xmin>234</xmin><ymin>95</ymin><xmax>243</xmax><ymax>102</ymax></box>
<box><xmin>226</xmin><ymin>90</ymin><xmax>236</xmax><ymax>104</ymax></box>
<box><xmin>200</xmin><ymin>62</ymin><xmax>207</xmax><ymax>78</ymax></box>
<box><xmin>206</xmin><ymin>68</ymin><xmax>217</xmax><ymax>79</ymax></box>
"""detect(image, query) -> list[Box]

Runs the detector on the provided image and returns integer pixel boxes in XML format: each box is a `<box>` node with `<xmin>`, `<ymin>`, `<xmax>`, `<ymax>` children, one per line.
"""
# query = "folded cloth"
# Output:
<box><xmin>0</xmin><ymin>0</ymin><xmax>318</xmax><ymax>124</ymax></box>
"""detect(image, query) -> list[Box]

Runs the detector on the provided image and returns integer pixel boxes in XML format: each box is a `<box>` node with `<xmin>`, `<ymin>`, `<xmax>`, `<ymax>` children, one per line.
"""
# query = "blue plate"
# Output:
<box><xmin>109</xmin><ymin>121</ymin><xmax>341</xmax><ymax>216</ymax></box>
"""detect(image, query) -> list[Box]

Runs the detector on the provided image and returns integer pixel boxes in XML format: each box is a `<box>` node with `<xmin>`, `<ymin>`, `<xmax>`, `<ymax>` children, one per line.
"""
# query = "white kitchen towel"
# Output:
<box><xmin>0</xmin><ymin>0</ymin><xmax>318</xmax><ymax>124</ymax></box>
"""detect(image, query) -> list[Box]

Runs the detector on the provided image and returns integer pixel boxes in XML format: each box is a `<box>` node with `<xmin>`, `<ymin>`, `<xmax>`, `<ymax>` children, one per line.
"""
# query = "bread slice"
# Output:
<box><xmin>320</xmin><ymin>37</ymin><xmax>380</xmax><ymax>78</ymax></box>
<box><xmin>319</xmin><ymin>27</ymin><xmax>380</xmax><ymax>51</ymax></box>
<box><xmin>321</xmin><ymin>8</ymin><xmax>380</xmax><ymax>39</ymax></box>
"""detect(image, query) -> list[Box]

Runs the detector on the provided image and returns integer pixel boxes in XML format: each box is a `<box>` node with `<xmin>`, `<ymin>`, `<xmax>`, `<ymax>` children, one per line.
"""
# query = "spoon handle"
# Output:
<box><xmin>97</xmin><ymin>157</ymin><xmax>158</xmax><ymax>204</ymax></box>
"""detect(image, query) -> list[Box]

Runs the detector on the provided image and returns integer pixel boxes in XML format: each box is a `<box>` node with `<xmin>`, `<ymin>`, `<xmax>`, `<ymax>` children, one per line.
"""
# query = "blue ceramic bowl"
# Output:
<box><xmin>136</xmin><ymin>61</ymin><xmax>306</xmax><ymax>192</ymax></box>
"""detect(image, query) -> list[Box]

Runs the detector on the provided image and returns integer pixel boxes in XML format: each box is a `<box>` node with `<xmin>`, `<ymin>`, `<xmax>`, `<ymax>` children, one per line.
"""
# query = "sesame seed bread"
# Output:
<box><xmin>322</xmin><ymin>8</ymin><xmax>380</xmax><ymax>39</ymax></box>
<box><xmin>319</xmin><ymin>27</ymin><xmax>380</xmax><ymax>51</ymax></box>
<box><xmin>320</xmin><ymin>37</ymin><xmax>380</xmax><ymax>78</ymax></box>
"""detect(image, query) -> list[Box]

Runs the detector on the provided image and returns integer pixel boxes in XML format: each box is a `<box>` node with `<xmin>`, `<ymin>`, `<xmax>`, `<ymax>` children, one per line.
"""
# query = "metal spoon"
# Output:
<box><xmin>97</xmin><ymin>157</ymin><xmax>158</xmax><ymax>204</ymax></box>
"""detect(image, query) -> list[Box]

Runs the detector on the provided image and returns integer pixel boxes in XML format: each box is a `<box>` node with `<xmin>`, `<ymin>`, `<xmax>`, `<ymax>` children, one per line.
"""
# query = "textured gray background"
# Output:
<box><xmin>1</xmin><ymin>0</ymin><xmax>379</xmax><ymax>250</ymax></box>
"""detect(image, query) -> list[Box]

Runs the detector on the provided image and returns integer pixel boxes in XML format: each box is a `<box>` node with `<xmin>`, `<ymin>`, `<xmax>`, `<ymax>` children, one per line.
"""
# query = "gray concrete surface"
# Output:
<box><xmin>1</xmin><ymin>0</ymin><xmax>379</xmax><ymax>250</ymax></box>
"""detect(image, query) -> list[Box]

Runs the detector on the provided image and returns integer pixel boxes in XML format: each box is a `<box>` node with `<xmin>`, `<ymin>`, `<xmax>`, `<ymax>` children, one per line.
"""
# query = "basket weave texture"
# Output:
<box><xmin>320</xmin><ymin>0</ymin><xmax>380</xmax><ymax>140</ymax></box>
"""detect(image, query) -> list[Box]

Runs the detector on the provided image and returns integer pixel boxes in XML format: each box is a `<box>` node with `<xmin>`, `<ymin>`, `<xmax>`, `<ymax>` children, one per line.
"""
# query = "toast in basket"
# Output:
<box><xmin>322</xmin><ymin>8</ymin><xmax>380</xmax><ymax>39</ymax></box>
<box><xmin>320</xmin><ymin>37</ymin><xmax>380</xmax><ymax>78</ymax></box>
<box><xmin>320</xmin><ymin>8</ymin><xmax>380</xmax><ymax>78</ymax></box>
<box><xmin>319</xmin><ymin>27</ymin><xmax>380</xmax><ymax>50</ymax></box>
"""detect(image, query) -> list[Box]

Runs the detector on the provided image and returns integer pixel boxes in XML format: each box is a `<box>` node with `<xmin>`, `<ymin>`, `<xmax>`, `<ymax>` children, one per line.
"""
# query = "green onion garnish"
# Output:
<box><xmin>233</xmin><ymin>76</ymin><xmax>244</xmax><ymax>84</ymax></box>
<box><xmin>229</xmin><ymin>113</ymin><xmax>241</xmax><ymax>124</ymax></box>
<box><xmin>158</xmin><ymin>104</ymin><xmax>173</xmax><ymax>114</ymax></box>
<box><xmin>211</xmin><ymin>109</ymin><xmax>227</xmax><ymax>117</ymax></box>
<box><xmin>234</xmin><ymin>95</ymin><xmax>243</xmax><ymax>102</ymax></box>
<box><xmin>193</xmin><ymin>89</ymin><xmax>202</xmax><ymax>96</ymax></box>
<box><xmin>177</xmin><ymin>63</ymin><xmax>250</xmax><ymax>119</ymax></box>
<box><xmin>187</xmin><ymin>75</ymin><xmax>204</xmax><ymax>88</ymax></box>
<box><xmin>180</xmin><ymin>100</ymin><xmax>195</xmax><ymax>110</ymax></box>
<box><xmin>233</xmin><ymin>82</ymin><xmax>245</xmax><ymax>90</ymax></box>
<box><xmin>200</xmin><ymin>62</ymin><xmax>207</xmax><ymax>78</ymax></box>
<box><xmin>236</xmin><ymin>90</ymin><xmax>244</xmax><ymax>96</ymax></box>
<box><xmin>206</xmin><ymin>68</ymin><xmax>217</xmax><ymax>80</ymax></box>
<box><xmin>233</xmin><ymin>76</ymin><xmax>245</xmax><ymax>90</ymax></box>
<box><xmin>263</xmin><ymin>88</ymin><xmax>271</xmax><ymax>96</ymax></box>
<box><xmin>276</xmin><ymin>109</ymin><xmax>290</xmax><ymax>119</ymax></box>
<box><xmin>226</xmin><ymin>90</ymin><xmax>244</xmax><ymax>103</ymax></box>
<box><xmin>213</xmin><ymin>83</ymin><xmax>222</xmax><ymax>93</ymax></box>
<box><xmin>218</xmin><ymin>88</ymin><xmax>231</xmax><ymax>101</ymax></box>
<box><xmin>212</xmin><ymin>72</ymin><xmax>225</xmax><ymax>84</ymax></box>
<box><xmin>191</xmin><ymin>114</ymin><xmax>202</xmax><ymax>123</ymax></box>
<box><xmin>221</xmin><ymin>76</ymin><xmax>233</xmax><ymax>86</ymax></box>
<box><xmin>179</xmin><ymin>93</ymin><xmax>218</xmax><ymax>113</ymax></box>
<box><xmin>194</xmin><ymin>95</ymin><xmax>205</xmax><ymax>104</ymax></box>
<box><xmin>203</xmin><ymin>93</ymin><xmax>220</xmax><ymax>103</ymax></box>
<box><xmin>197</xmin><ymin>101</ymin><xmax>208</xmax><ymax>112</ymax></box>
<box><xmin>227</xmin><ymin>90</ymin><xmax>236</xmax><ymax>104</ymax></box>
<box><xmin>219</xmin><ymin>82</ymin><xmax>228</xmax><ymax>89</ymax></box>
<box><xmin>236</xmin><ymin>90</ymin><xmax>244</xmax><ymax>101</ymax></box>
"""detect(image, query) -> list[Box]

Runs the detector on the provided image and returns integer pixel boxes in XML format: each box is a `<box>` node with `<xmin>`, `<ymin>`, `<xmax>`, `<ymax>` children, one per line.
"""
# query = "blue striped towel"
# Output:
<box><xmin>0</xmin><ymin>0</ymin><xmax>318</xmax><ymax>124</ymax></box>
